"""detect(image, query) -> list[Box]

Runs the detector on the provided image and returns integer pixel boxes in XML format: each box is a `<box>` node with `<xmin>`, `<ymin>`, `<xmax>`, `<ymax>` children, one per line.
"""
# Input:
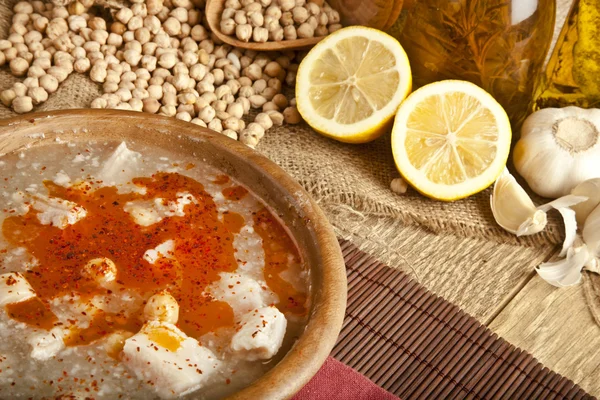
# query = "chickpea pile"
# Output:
<box><xmin>0</xmin><ymin>0</ymin><xmax>306</xmax><ymax>148</ymax></box>
<box><xmin>220</xmin><ymin>0</ymin><xmax>341</xmax><ymax>43</ymax></box>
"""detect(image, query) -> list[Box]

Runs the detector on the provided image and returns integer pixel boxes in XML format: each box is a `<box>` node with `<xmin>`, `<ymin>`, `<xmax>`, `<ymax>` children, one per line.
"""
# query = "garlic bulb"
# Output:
<box><xmin>571</xmin><ymin>178</ymin><xmax>600</xmax><ymax>226</ymax></box>
<box><xmin>490</xmin><ymin>169</ymin><xmax>547</xmax><ymax>236</ymax></box>
<box><xmin>514</xmin><ymin>106</ymin><xmax>600</xmax><ymax>198</ymax></box>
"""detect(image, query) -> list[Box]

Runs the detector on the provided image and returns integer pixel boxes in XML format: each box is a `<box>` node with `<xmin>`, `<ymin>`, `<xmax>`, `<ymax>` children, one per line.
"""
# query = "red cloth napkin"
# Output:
<box><xmin>293</xmin><ymin>357</ymin><xmax>399</xmax><ymax>400</ymax></box>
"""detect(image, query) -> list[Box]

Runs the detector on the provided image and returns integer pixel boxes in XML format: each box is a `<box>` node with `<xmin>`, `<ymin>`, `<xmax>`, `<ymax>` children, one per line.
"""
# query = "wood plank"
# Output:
<box><xmin>333</xmin><ymin>213</ymin><xmax>557</xmax><ymax>323</ymax></box>
<box><xmin>489</xmin><ymin>274</ymin><xmax>600</xmax><ymax>396</ymax></box>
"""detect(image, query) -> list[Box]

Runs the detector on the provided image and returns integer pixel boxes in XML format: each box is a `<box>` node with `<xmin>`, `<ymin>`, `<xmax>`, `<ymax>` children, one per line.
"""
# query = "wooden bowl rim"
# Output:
<box><xmin>0</xmin><ymin>109</ymin><xmax>347</xmax><ymax>400</ymax></box>
<box><xmin>205</xmin><ymin>0</ymin><xmax>324</xmax><ymax>51</ymax></box>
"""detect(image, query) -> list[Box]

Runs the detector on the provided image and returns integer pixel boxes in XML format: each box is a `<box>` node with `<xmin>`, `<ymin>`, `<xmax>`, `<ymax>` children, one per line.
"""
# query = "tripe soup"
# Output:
<box><xmin>0</xmin><ymin>140</ymin><xmax>309</xmax><ymax>399</ymax></box>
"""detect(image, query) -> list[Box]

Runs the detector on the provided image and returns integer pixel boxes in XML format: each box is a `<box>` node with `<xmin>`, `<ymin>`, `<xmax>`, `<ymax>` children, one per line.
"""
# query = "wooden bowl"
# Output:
<box><xmin>0</xmin><ymin>109</ymin><xmax>347</xmax><ymax>400</ymax></box>
<box><xmin>206</xmin><ymin>0</ymin><xmax>324</xmax><ymax>51</ymax></box>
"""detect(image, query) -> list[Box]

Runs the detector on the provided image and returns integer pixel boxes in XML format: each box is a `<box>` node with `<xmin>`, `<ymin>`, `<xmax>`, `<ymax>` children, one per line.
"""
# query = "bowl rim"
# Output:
<box><xmin>0</xmin><ymin>109</ymin><xmax>348</xmax><ymax>400</ymax></box>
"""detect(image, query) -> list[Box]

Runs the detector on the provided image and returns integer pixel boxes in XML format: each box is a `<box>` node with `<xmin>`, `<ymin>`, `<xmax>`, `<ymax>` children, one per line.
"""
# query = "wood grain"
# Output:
<box><xmin>0</xmin><ymin>109</ymin><xmax>347</xmax><ymax>400</ymax></box>
<box><xmin>489</xmin><ymin>273</ymin><xmax>600</xmax><ymax>396</ymax></box>
<box><xmin>330</xmin><ymin>212</ymin><xmax>557</xmax><ymax>323</ymax></box>
<box><xmin>205</xmin><ymin>0</ymin><xmax>323</xmax><ymax>51</ymax></box>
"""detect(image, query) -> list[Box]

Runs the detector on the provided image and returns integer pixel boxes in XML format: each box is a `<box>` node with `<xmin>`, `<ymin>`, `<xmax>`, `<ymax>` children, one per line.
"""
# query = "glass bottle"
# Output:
<box><xmin>534</xmin><ymin>0</ymin><xmax>600</xmax><ymax>110</ymax></box>
<box><xmin>392</xmin><ymin>0</ymin><xmax>556</xmax><ymax>129</ymax></box>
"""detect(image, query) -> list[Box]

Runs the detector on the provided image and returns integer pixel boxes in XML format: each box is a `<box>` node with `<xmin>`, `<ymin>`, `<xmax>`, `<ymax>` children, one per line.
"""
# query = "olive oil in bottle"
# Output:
<box><xmin>396</xmin><ymin>0</ymin><xmax>556</xmax><ymax>128</ymax></box>
<box><xmin>534</xmin><ymin>0</ymin><xmax>600</xmax><ymax>110</ymax></box>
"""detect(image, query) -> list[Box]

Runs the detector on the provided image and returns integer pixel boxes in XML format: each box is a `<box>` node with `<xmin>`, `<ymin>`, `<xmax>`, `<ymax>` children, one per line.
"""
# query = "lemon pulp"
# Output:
<box><xmin>392</xmin><ymin>80</ymin><xmax>511</xmax><ymax>201</ymax></box>
<box><xmin>308</xmin><ymin>37</ymin><xmax>401</xmax><ymax>124</ymax></box>
<box><xmin>297</xmin><ymin>26</ymin><xmax>412</xmax><ymax>143</ymax></box>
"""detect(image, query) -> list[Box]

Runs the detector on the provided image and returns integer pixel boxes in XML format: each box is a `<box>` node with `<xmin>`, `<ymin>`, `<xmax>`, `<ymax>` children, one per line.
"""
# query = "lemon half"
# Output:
<box><xmin>391</xmin><ymin>80</ymin><xmax>512</xmax><ymax>201</ymax></box>
<box><xmin>296</xmin><ymin>26</ymin><xmax>412</xmax><ymax>143</ymax></box>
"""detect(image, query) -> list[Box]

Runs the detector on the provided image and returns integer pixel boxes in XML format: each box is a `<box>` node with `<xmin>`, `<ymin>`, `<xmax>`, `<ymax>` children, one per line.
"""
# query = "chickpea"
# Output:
<box><xmin>144</xmin><ymin>291</ymin><xmax>179</xmax><ymax>324</ymax></box>
<box><xmin>116</xmin><ymin>7</ymin><xmax>134</xmax><ymax>25</ymax></box>
<box><xmin>297</xmin><ymin>22</ymin><xmax>314</xmax><ymax>38</ymax></box>
<box><xmin>329</xmin><ymin>23</ymin><xmax>342</xmax><ymax>33</ymax></box>
<box><xmin>220</xmin><ymin>18</ymin><xmax>235</xmax><ymax>36</ymax></box>
<box><xmin>208</xmin><ymin>118</ymin><xmax>223</xmax><ymax>132</ymax></box>
<box><xmin>266</xmin><ymin>110</ymin><xmax>284</xmax><ymax>125</ymax></box>
<box><xmin>28</xmin><ymin>86</ymin><xmax>48</xmax><ymax>104</ymax></box>
<box><xmin>253</xmin><ymin>27</ymin><xmax>268</xmax><ymax>42</ymax></box>
<box><xmin>90</xmin><ymin>63</ymin><xmax>107</xmax><ymax>83</ymax></box>
<box><xmin>226</xmin><ymin>102</ymin><xmax>244</xmax><ymax>119</ymax></box>
<box><xmin>221</xmin><ymin>129</ymin><xmax>238</xmax><ymax>140</ymax></box>
<box><xmin>46</xmin><ymin>18</ymin><xmax>68</xmax><ymax>40</ymax></box>
<box><xmin>91</xmin><ymin>97</ymin><xmax>108</xmax><ymax>108</ymax></box>
<box><xmin>27</xmin><ymin>65</ymin><xmax>45</xmax><ymax>78</ymax></box>
<box><xmin>9</xmin><ymin>57</ymin><xmax>29</xmax><ymax>76</ymax></box>
<box><xmin>111</xmin><ymin>21</ymin><xmax>127</xmax><ymax>35</ymax></box>
<box><xmin>147</xmin><ymin>0</ymin><xmax>164</xmax><ymax>15</ymax></box>
<box><xmin>12</xmin><ymin>82</ymin><xmax>27</xmax><ymax>97</ymax></box>
<box><xmin>162</xmin><ymin>17</ymin><xmax>181</xmax><ymax>35</ymax></box>
<box><xmin>292</xmin><ymin>7</ymin><xmax>309</xmax><ymax>24</ymax></box>
<box><xmin>283</xmin><ymin>25</ymin><xmax>297</xmax><ymax>40</ymax></box>
<box><xmin>279</xmin><ymin>0</ymin><xmax>295</xmax><ymax>11</ymax></box>
<box><xmin>315</xmin><ymin>25</ymin><xmax>328</xmax><ymax>37</ymax></box>
<box><xmin>283</xmin><ymin>106</ymin><xmax>301</xmax><ymax>124</ymax></box>
<box><xmin>254</xmin><ymin>112</ymin><xmax>273</xmax><ymax>130</ymax></box>
<box><xmin>170</xmin><ymin>7</ymin><xmax>188</xmax><ymax>23</ymax></box>
<box><xmin>190</xmin><ymin>25</ymin><xmax>207</xmax><ymax>41</ymax></box>
<box><xmin>13</xmin><ymin>96</ymin><xmax>34</xmax><ymax>113</ymax></box>
<box><xmin>14</xmin><ymin>1</ymin><xmax>34</xmax><ymax>14</ymax></box>
<box><xmin>175</xmin><ymin>111</ymin><xmax>192</xmax><ymax>121</ymax></box>
<box><xmin>0</xmin><ymin>89</ymin><xmax>17</xmax><ymax>107</ymax></box>
<box><xmin>198</xmin><ymin>105</ymin><xmax>215</xmax><ymax>123</ymax></box>
<box><xmin>143</xmin><ymin>97</ymin><xmax>161</xmax><ymax>113</ymax></box>
<box><xmin>68</xmin><ymin>1</ymin><xmax>85</xmax><ymax>15</ymax></box>
<box><xmin>235</xmin><ymin>24</ymin><xmax>252</xmax><ymax>42</ymax></box>
<box><xmin>248</xmin><ymin>11</ymin><xmax>264</xmax><ymax>27</ymax></box>
<box><xmin>191</xmin><ymin>118</ymin><xmax>207</xmax><ymax>127</ymax></box>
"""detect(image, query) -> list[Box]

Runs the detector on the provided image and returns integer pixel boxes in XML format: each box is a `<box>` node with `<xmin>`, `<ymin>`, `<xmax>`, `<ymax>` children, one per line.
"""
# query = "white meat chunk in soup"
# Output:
<box><xmin>122</xmin><ymin>321</ymin><xmax>221</xmax><ymax>400</ymax></box>
<box><xmin>230</xmin><ymin>306</ymin><xmax>287</xmax><ymax>361</ymax></box>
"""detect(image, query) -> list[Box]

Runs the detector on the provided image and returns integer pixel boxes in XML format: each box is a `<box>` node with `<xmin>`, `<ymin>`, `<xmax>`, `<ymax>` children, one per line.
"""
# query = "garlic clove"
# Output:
<box><xmin>490</xmin><ymin>169</ymin><xmax>588</xmax><ymax>256</ymax></box>
<box><xmin>557</xmin><ymin>208</ymin><xmax>578</xmax><ymax>257</ymax></box>
<box><xmin>537</xmin><ymin>194</ymin><xmax>589</xmax><ymax>211</ymax></box>
<box><xmin>491</xmin><ymin>169</ymin><xmax>547</xmax><ymax>236</ymax></box>
<box><xmin>583</xmin><ymin>204</ymin><xmax>600</xmax><ymax>257</ymax></box>
<box><xmin>536</xmin><ymin>244</ymin><xmax>590</xmax><ymax>287</ymax></box>
<box><xmin>516</xmin><ymin>210</ymin><xmax>548</xmax><ymax>236</ymax></box>
<box><xmin>538</xmin><ymin>194</ymin><xmax>588</xmax><ymax>256</ymax></box>
<box><xmin>571</xmin><ymin>178</ymin><xmax>600</xmax><ymax>226</ymax></box>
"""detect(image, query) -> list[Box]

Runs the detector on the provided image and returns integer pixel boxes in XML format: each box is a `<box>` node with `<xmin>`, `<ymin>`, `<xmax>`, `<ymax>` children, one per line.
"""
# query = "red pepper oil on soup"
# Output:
<box><xmin>0</xmin><ymin>141</ymin><xmax>310</xmax><ymax>400</ymax></box>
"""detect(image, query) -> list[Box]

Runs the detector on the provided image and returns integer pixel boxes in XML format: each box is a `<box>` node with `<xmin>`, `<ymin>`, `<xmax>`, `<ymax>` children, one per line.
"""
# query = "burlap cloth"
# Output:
<box><xmin>0</xmin><ymin>0</ymin><xmax>588</xmax><ymax>320</ymax></box>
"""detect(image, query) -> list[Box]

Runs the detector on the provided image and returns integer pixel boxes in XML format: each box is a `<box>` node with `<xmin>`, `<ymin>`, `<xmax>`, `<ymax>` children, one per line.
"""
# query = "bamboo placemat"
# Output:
<box><xmin>334</xmin><ymin>239</ymin><xmax>596</xmax><ymax>400</ymax></box>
